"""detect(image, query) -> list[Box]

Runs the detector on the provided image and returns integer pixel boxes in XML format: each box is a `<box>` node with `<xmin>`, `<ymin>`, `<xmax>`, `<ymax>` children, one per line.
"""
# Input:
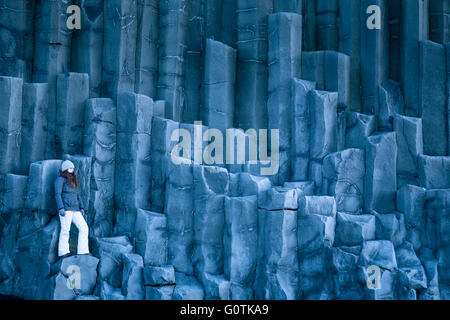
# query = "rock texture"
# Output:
<box><xmin>0</xmin><ymin>0</ymin><xmax>449</xmax><ymax>300</ymax></box>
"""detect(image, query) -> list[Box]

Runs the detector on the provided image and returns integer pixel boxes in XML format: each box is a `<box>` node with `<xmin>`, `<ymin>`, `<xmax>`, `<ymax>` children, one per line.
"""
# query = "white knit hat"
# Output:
<box><xmin>61</xmin><ymin>160</ymin><xmax>75</xmax><ymax>172</ymax></box>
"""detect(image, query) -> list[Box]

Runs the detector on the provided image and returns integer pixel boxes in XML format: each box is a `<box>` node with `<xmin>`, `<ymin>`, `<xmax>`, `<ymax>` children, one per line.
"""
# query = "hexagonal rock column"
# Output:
<box><xmin>22</xmin><ymin>160</ymin><xmax>63</xmax><ymax>235</ymax></box>
<box><xmin>150</xmin><ymin>116</ymin><xmax>179</xmax><ymax>213</ymax></box>
<box><xmin>291</xmin><ymin>78</ymin><xmax>316</xmax><ymax>181</ymax></box>
<box><xmin>83</xmin><ymin>98</ymin><xmax>116</xmax><ymax>237</ymax></box>
<box><xmin>55</xmin><ymin>73</ymin><xmax>89</xmax><ymax>158</ymax></box>
<box><xmin>338</xmin><ymin>0</ymin><xmax>361</xmax><ymax>111</ymax></box>
<box><xmin>203</xmin><ymin>38</ymin><xmax>237</xmax><ymax>133</ymax></box>
<box><xmin>165</xmin><ymin>159</ymin><xmax>195</xmax><ymax>275</ymax></box>
<box><xmin>301</xmin><ymin>51</ymin><xmax>350</xmax><ymax>110</ymax></box>
<box><xmin>135</xmin><ymin>0</ymin><xmax>159</xmax><ymax>99</ymax></box>
<box><xmin>396</xmin><ymin>185</ymin><xmax>427</xmax><ymax>251</ymax></box>
<box><xmin>400</xmin><ymin>0</ymin><xmax>429</xmax><ymax>117</ymax></box>
<box><xmin>297</xmin><ymin>195</ymin><xmax>336</xmax><ymax>299</ymax></box>
<box><xmin>102</xmin><ymin>0</ymin><xmax>137</xmax><ymax>100</ymax></box>
<box><xmin>323</xmin><ymin>148</ymin><xmax>365</xmax><ymax>213</ymax></box>
<box><xmin>364</xmin><ymin>132</ymin><xmax>397</xmax><ymax>214</ymax></box>
<box><xmin>255</xmin><ymin>187</ymin><xmax>300</xmax><ymax>300</ymax></box>
<box><xmin>19</xmin><ymin>83</ymin><xmax>48</xmax><ymax>175</ymax></box>
<box><xmin>0</xmin><ymin>0</ymin><xmax>35</xmax><ymax>81</ymax></box>
<box><xmin>308</xmin><ymin>90</ymin><xmax>338</xmax><ymax>193</ymax></box>
<box><xmin>360</xmin><ymin>0</ymin><xmax>389</xmax><ymax>115</ymax></box>
<box><xmin>0</xmin><ymin>76</ymin><xmax>23</xmax><ymax>175</ymax></box>
<box><xmin>71</xmin><ymin>0</ymin><xmax>104</xmax><ymax>98</ymax></box>
<box><xmin>394</xmin><ymin>115</ymin><xmax>423</xmax><ymax>187</ymax></box>
<box><xmin>224</xmin><ymin>196</ymin><xmax>258</xmax><ymax>299</ymax></box>
<box><xmin>235</xmin><ymin>0</ymin><xmax>273</xmax><ymax>130</ymax></box>
<box><xmin>193</xmin><ymin>165</ymin><xmax>229</xmax><ymax>276</ymax></box>
<box><xmin>267</xmin><ymin>12</ymin><xmax>303</xmax><ymax>184</ymax></box>
<box><xmin>114</xmin><ymin>92</ymin><xmax>153</xmax><ymax>239</ymax></box>
<box><xmin>135</xmin><ymin>209</ymin><xmax>168</xmax><ymax>267</ymax></box>
<box><xmin>32</xmin><ymin>0</ymin><xmax>72</xmax><ymax>160</ymax></box>
<box><xmin>419</xmin><ymin>40</ymin><xmax>448</xmax><ymax>156</ymax></box>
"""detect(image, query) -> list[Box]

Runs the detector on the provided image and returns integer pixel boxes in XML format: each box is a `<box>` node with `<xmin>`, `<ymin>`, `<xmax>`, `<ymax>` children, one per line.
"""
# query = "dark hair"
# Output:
<box><xmin>59</xmin><ymin>169</ymin><xmax>79</xmax><ymax>189</ymax></box>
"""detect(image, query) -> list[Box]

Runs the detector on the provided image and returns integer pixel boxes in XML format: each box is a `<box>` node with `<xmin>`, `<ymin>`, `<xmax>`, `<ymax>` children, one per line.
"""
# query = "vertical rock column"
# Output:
<box><xmin>301</xmin><ymin>51</ymin><xmax>350</xmax><ymax>110</ymax></box>
<box><xmin>235</xmin><ymin>0</ymin><xmax>273</xmax><ymax>130</ymax></box>
<box><xmin>84</xmin><ymin>98</ymin><xmax>116</xmax><ymax>237</ymax></box>
<box><xmin>0</xmin><ymin>0</ymin><xmax>35</xmax><ymax>81</ymax></box>
<box><xmin>224</xmin><ymin>196</ymin><xmax>258</xmax><ymax>299</ymax></box>
<box><xmin>182</xmin><ymin>0</ymin><xmax>203</xmax><ymax>123</ymax></box>
<box><xmin>419</xmin><ymin>40</ymin><xmax>448</xmax><ymax>156</ymax></box>
<box><xmin>447</xmin><ymin>43</ymin><xmax>450</xmax><ymax>155</ymax></box>
<box><xmin>338</xmin><ymin>0</ymin><xmax>361</xmax><ymax>111</ymax></box>
<box><xmin>55</xmin><ymin>73</ymin><xmax>90</xmax><ymax>158</ymax></box>
<box><xmin>297</xmin><ymin>195</ymin><xmax>336</xmax><ymax>299</ymax></box>
<box><xmin>114</xmin><ymin>92</ymin><xmax>153</xmax><ymax>240</ymax></box>
<box><xmin>418</xmin><ymin>155</ymin><xmax>450</xmax><ymax>190</ymax></box>
<box><xmin>193</xmin><ymin>165</ymin><xmax>229</xmax><ymax>276</ymax></box>
<box><xmin>388</xmin><ymin>0</ymin><xmax>401</xmax><ymax>82</ymax></box>
<box><xmin>220</xmin><ymin>0</ymin><xmax>237</xmax><ymax>48</ymax></box>
<box><xmin>364</xmin><ymin>132</ymin><xmax>397</xmax><ymax>213</ymax></box>
<box><xmin>308</xmin><ymin>90</ymin><xmax>338</xmax><ymax>194</ymax></box>
<box><xmin>0</xmin><ymin>174</ymin><xmax>27</xmax><ymax>215</ymax></box>
<box><xmin>360</xmin><ymin>0</ymin><xmax>389</xmax><ymax>115</ymax></box>
<box><xmin>429</xmin><ymin>0</ymin><xmax>450</xmax><ymax>44</ymax></box>
<box><xmin>204</xmin><ymin>0</ymin><xmax>222</xmax><ymax>40</ymax></box>
<box><xmin>343</xmin><ymin>111</ymin><xmax>376</xmax><ymax>150</ymax></box>
<box><xmin>316</xmin><ymin>0</ymin><xmax>338</xmax><ymax>50</ymax></box>
<box><xmin>393</xmin><ymin>114</ymin><xmax>423</xmax><ymax>187</ymax></box>
<box><xmin>401</xmin><ymin>0</ymin><xmax>429</xmax><ymax>116</ymax></box>
<box><xmin>14</xmin><ymin>218</ymin><xmax>60</xmax><ymax>299</ymax></box>
<box><xmin>203</xmin><ymin>38</ymin><xmax>236</xmax><ymax>133</ymax></box>
<box><xmin>150</xmin><ymin>116</ymin><xmax>179</xmax><ymax>212</ymax></box>
<box><xmin>33</xmin><ymin>0</ymin><xmax>72</xmax><ymax>160</ymax></box>
<box><xmin>71</xmin><ymin>0</ymin><xmax>104</xmax><ymax>98</ymax></box>
<box><xmin>102</xmin><ymin>0</ymin><xmax>137</xmax><ymax>100</ymax></box>
<box><xmin>135</xmin><ymin>0</ymin><xmax>159</xmax><ymax>99</ymax></box>
<box><xmin>19</xmin><ymin>83</ymin><xmax>48</xmax><ymax>175</ymax></box>
<box><xmin>273</xmin><ymin>0</ymin><xmax>302</xmax><ymax>14</ymax></box>
<box><xmin>22</xmin><ymin>160</ymin><xmax>63</xmax><ymax>235</ymax></box>
<box><xmin>323</xmin><ymin>148</ymin><xmax>365</xmax><ymax>214</ymax></box>
<box><xmin>157</xmin><ymin>0</ymin><xmax>188</xmax><ymax>121</ymax></box>
<box><xmin>425</xmin><ymin>189</ymin><xmax>450</xmax><ymax>296</ymax></box>
<box><xmin>135</xmin><ymin>209</ymin><xmax>168</xmax><ymax>266</ymax></box>
<box><xmin>397</xmin><ymin>185</ymin><xmax>426</xmax><ymax>251</ymax></box>
<box><xmin>302</xmin><ymin>0</ymin><xmax>316</xmax><ymax>51</ymax></box>
<box><xmin>165</xmin><ymin>159</ymin><xmax>194</xmax><ymax>275</ymax></box>
<box><xmin>256</xmin><ymin>187</ymin><xmax>300</xmax><ymax>300</ymax></box>
<box><xmin>378</xmin><ymin>80</ymin><xmax>405</xmax><ymax>131</ymax></box>
<box><xmin>291</xmin><ymin>78</ymin><xmax>315</xmax><ymax>181</ymax></box>
<box><xmin>0</xmin><ymin>76</ymin><xmax>23</xmax><ymax>175</ymax></box>
<box><xmin>267</xmin><ymin>13</ymin><xmax>302</xmax><ymax>185</ymax></box>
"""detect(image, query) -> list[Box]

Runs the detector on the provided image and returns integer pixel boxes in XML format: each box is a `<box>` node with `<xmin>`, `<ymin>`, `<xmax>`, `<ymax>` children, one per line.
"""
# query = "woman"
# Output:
<box><xmin>54</xmin><ymin>160</ymin><xmax>90</xmax><ymax>258</ymax></box>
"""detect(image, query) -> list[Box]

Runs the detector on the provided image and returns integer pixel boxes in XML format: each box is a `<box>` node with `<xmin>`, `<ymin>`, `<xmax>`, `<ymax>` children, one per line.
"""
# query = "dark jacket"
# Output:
<box><xmin>54</xmin><ymin>176</ymin><xmax>84</xmax><ymax>211</ymax></box>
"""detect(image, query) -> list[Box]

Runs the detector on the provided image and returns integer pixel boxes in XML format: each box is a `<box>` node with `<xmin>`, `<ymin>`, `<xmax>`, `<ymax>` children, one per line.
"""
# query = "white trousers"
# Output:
<box><xmin>58</xmin><ymin>210</ymin><xmax>90</xmax><ymax>256</ymax></box>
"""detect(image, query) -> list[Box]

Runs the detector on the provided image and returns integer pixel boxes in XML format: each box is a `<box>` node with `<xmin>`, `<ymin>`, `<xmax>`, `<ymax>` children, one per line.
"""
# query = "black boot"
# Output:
<box><xmin>59</xmin><ymin>253</ymin><xmax>72</xmax><ymax>260</ymax></box>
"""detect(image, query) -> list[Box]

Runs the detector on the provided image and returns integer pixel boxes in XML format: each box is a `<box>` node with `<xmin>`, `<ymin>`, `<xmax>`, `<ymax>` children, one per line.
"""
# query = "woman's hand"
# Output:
<box><xmin>80</xmin><ymin>208</ymin><xmax>87</xmax><ymax>220</ymax></box>
<box><xmin>59</xmin><ymin>209</ymin><xmax>66</xmax><ymax>217</ymax></box>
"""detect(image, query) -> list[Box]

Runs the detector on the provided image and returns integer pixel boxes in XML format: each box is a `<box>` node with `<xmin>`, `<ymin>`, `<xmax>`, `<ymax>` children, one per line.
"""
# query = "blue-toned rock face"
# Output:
<box><xmin>0</xmin><ymin>0</ymin><xmax>449</xmax><ymax>301</ymax></box>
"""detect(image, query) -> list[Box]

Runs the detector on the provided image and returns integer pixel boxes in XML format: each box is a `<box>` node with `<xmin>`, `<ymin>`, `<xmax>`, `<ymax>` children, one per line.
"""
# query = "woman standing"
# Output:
<box><xmin>54</xmin><ymin>160</ymin><xmax>90</xmax><ymax>258</ymax></box>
